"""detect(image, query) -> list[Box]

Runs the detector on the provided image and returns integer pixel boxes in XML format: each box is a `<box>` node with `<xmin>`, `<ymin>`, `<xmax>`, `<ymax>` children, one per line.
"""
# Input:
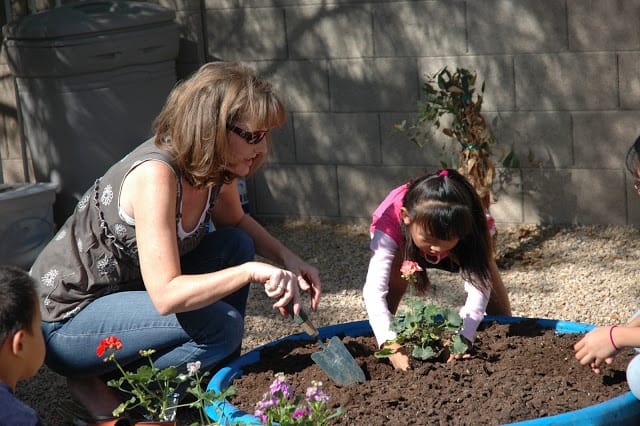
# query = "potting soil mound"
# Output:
<box><xmin>228</xmin><ymin>320</ymin><xmax>635</xmax><ymax>425</ymax></box>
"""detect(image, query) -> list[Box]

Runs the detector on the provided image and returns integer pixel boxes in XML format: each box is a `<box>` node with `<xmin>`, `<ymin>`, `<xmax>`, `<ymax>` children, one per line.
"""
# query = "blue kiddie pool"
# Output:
<box><xmin>205</xmin><ymin>316</ymin><xmax>640</xmax><ymax>425</ymax></box>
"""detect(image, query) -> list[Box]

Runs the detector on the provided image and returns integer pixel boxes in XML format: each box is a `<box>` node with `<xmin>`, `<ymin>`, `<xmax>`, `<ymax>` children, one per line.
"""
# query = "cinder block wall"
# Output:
<box><xmin>202</xmin><ymin>0</ymin><xmax>640</xmax><ymax>226</ymax></box>
<box><xmin>3</xmin><ymin>0</ymin><xmax>640</xmax><ymax>226</ymax></box>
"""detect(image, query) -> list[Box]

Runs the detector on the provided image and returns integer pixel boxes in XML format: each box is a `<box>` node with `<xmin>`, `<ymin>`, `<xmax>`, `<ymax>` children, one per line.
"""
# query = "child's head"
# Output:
<box><xmin>0</xmin><ymin>265</ymin><xmax>45</xmax><ymax>387</ymax></box>
<box><xmin>401</xmin><ymin>169</ymin><xmax>491</xmax><ymax>292</ymax></box>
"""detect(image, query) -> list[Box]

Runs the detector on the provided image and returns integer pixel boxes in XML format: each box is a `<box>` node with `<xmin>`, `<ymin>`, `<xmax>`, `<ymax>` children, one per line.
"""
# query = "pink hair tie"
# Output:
<box><xmin>438</xmin><ymin>170</ymin><xmax>449</xmax><ymax>177</ymax></box>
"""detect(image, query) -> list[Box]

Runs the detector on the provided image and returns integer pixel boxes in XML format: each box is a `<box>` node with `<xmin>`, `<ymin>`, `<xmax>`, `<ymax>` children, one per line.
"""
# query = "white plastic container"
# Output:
<box><xmin>0</xmin><ymin>182</ymin><xmax>58</xmax><ymax>269</ymax></box>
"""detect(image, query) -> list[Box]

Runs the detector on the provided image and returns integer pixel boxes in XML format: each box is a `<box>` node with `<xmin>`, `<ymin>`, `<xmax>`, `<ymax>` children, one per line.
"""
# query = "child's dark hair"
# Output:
<box><xmin>625</xmin><ymin>135</ymin><xmax>640</xmax><ymax>177</ymax></box>
<box><xmin>0</xmin><ymin>265</ymin><xmax>38</xmax><ymax>345</ymax></box>
<box><xmin>402</xmin><ymin>169</ymin><xmax>492</xmax><ymax>294</ymax></box>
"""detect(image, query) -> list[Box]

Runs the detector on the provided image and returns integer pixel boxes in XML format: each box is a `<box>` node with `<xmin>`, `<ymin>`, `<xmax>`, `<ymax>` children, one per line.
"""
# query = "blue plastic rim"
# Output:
<box><xmin>205</xmin><ymin>316</ymin><xmax>640</xmax><ymax>426</ymax></box>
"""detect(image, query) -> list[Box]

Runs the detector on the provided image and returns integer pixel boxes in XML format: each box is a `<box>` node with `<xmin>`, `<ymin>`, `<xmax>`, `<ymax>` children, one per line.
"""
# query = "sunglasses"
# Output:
<box><xmin>226</xmin><ymin>124</ymin><xmax>268</xmax><ymax>145</ymax></box>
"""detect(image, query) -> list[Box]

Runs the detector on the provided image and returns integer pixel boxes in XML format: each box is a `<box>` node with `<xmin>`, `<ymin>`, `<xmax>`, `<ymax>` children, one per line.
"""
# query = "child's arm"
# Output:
<box><xmin>459</xmin><ymin>281</ymin><xmax>490</xmax><ymax>343</ymax></box>
<box><xmin>574</xmin><ymin>321</ymin><xmax>640</xmax><ymax>373</ymax></box>
<box><xmin>363</xmin><ymin>231</ymin><xmax>398</xmax><ymax>347</ymax></box>
<box><xmin>485</xmin><ymin>259</ymin><xmax>512</xmax><ymax>316</ymax></box>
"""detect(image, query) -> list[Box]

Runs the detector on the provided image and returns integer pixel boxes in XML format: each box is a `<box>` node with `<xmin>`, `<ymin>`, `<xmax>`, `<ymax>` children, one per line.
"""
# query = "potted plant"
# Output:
<box><xmin>96</xmin><ymin>336</ymin><xmax>234</xmax><ymax>425</ymax></box>
<box><xmin>395</xmin><ymin>66</ymin><xmax>520</xmax><ymax>212</ymax></box>
<box><xmin>373</xmin><ymin>298</ymin><xmax>468</xmax><ymax>362</ymax></box>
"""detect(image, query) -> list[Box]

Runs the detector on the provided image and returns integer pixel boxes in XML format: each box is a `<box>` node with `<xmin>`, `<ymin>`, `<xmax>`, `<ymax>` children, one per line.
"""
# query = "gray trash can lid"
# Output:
<box><xmin>4</xmin><ymin>0</ymin><xmax>175</xmax><ymax>40</ymax></box>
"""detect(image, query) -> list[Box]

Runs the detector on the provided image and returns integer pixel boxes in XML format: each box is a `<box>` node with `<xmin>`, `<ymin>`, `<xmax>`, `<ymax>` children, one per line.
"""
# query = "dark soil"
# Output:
<box><xmin>228</xmin><ymin>320</ymin><xmax>635</xmax><ymax>425</ymax></box>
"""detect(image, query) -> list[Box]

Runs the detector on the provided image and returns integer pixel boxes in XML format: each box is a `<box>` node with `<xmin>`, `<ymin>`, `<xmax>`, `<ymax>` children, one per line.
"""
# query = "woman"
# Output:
<box><xmin>31</xmin><ymin>62</ymin><xmax>321</xmax><ymax>418</ymax></box>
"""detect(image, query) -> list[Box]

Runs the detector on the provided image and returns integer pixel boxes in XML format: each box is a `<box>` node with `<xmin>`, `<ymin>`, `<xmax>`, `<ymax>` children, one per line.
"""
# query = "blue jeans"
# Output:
<box><xmin>627</xmin><ymin>310</ymin><xmax>640</xmax><ymax>399</ymax></box>
<box><xmin>42</xmin><ymin>227</ymin><xmax>254</xmax><ymax>378</ymax></box>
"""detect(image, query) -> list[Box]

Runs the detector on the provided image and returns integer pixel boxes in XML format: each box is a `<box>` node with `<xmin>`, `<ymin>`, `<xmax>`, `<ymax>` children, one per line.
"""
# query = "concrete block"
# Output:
<box><xmin>487</xmin><ymin>111</ymin><xmax>573</xmax><ymax>168</ymax></box>
<box><xmin>204</xmin><ymin>0</ymin><xmax>236</xmax><ymax>9</ymax></box>
<box><xmin>491</xmin><ymin>168</ymin><xmax>523</xmax><ymax>224</ymax></box>
<box><xmin>373</xmin><ymin>1</ymin><xmax>466</xmax><ymax>57</ymax></box>
<box><xmin>523</xmin><ymin>168</ymin><xmax>625</xmax><ymax>224</ymax></box>
<box><xmin>286</xmin><ymin>5</ymin><xmax>373</xmax><ymax>59</ymax></box>
<box><xmin>379</xmin><ymin>112</ymin><xmax>460</xmax><ymax>167</ymax></box>
<box><xmin>573</xmin><ymin>111</ymin><xmax>640</xmax><ymax>169</ymax></box>
<box><xmin>269</xmin><ymin>115</ymin><xmax>296</xmax><ymax>164</ymax></box>
<box><xmin>249</xmin><ymin>60</ymin><xmax>330</xmax><ymax>112</ymax></box>
<box><xmin>252</xmin><ymin>165</ymin><xmax>339</xmax><ymax>217</ymax></box>
<box><xmin>293</xmin><ymin>112</ymin><xmax>380</xmax><ymax>164</ymax></box>
<box><xmin>204</xmin><ymin>8</ymin><xmax>286</xmax><ymax>60</ymax></box>
<box><xmin>568</xmin><ymin>0</ymin><xmax>640</xmax><ymax>51</ymax></box>
<box><xmin>337</xmin><ymin>165</ymin><xmax>424</xmax><ymax>219</ymax></box>
<box><xmin>417</xmin><ymin>55</ymin><xmax>515</xmax><ymax>111</ymax></box>
<box><xmin>468</xmin><ymin>0</ymin><xmax>566</xmax><ymax>54</ymax></box>
<box><xmin>619</xmin><ymin>52</ymin><xmax>640</xmax><ymax>110</ymax></box>
<box><xmin>330</xmin><ymin>58</ymin><xmax>419</xmax><ymax>112</ymax></box>
<box><xmin>514</xmin><ymin>53</ymin><xmax>618</xmax><ymax>110</ymax></box>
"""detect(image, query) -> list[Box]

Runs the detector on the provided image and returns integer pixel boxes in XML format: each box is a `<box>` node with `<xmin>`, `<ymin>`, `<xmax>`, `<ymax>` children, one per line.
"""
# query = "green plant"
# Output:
<box><xmin>396</xmin><ymin>66</ymin><xmax>521</xmax><ymax>211</ymax></box>
<box><xmin>254</xmin><ymin>372</ymin><xmax>345</xmax><ymax>425</ymax></box>
<box><xmin>96</xmin><ymin>336</ymin><xmax>234</xmax><ymax>425</ymax></box>
<box><xmin>375</xmin><ymin>299</ymin><xmax>469</xmax><ymax>361</ymax></box>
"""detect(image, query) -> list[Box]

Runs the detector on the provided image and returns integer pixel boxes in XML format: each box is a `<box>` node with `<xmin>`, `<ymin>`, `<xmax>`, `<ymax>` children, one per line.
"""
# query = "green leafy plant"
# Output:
<box><xmin>375</xmin><ymin>299</ymin><xmax>469</xmax><ymax>361</ymax></box>
<box><xmin>96</xmin><ymin>336</ymin><xmax>234</xmax><ymax>425</ymax></box>
<box><xmin>396</xmin><ymin>66</ymin><xmax>524</xmax><ymax>211</ymax></box>
<box><xmin>254</xmin><ymin>372</ymin><xmax>345</xmax><ymax>425</ymax></box>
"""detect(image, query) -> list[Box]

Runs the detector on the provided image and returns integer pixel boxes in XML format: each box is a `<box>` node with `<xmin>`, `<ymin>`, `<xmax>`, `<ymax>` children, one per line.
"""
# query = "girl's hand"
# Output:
<box><xmin>384</xmin><ymin>342</ymin><xmax>411</xmax><ymax>370</ymax></box>
<box><xmin>447</xmin><ymin>352</ymin><xmax>472</xmax><ymax>363</ymax></box>
<box><xmin>574</xmin><ymin>326</ymin><xmax>619</xmax><ymax>373</ymax></box>
<box><xmin>447</xmin><ymin>336</ymin><xmax>473</xmax><ymax>363</ymax></box>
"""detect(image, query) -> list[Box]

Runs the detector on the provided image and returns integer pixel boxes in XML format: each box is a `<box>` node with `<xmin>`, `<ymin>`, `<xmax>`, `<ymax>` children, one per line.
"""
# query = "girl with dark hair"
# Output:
<box><xmin>363</xmin><ymin>169</ymin><xmax>512</xmax><ymax>370</ymax></box>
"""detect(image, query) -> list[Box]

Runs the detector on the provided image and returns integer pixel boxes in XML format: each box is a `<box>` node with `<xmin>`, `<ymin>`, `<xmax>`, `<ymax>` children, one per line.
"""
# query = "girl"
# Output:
<box><xmin>573</xmin><ymin>135</ymin><xmax>640</xmax><ymax>398</ymax></box>
<box><xmin>363</xmin><ymin>169</ymin><xmax>512</xmax><ymax>370</ymax></box>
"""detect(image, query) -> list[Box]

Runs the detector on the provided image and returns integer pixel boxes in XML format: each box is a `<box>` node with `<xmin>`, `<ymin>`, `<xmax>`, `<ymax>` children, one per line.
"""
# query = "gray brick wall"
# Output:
<box><xmin>3</xmin><ymin>0</ymin><xmax>640</xmax><ymax>226</ymax></box>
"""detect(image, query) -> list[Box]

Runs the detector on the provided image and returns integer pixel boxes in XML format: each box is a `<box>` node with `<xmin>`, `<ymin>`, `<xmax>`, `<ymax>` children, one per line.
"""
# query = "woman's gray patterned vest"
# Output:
<box><xmin>31</xmin><ymin>138</ymin><xmax>220</xmax><ymax>322</ymax></box>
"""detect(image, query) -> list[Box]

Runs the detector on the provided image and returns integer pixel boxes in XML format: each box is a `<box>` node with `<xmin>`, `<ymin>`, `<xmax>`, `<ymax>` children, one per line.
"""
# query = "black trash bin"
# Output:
<box><xmin>3</xmin><ymin>1</ymin><xmax>179</xmax><ymax>225</ymax></box>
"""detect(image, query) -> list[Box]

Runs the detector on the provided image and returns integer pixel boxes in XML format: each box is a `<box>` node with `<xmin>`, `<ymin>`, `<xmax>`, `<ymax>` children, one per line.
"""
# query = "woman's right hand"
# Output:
<box><xmin>385</xmin><ymin>342</ymin><xmax>411</xmax><ymax>371</ymax></box>
<box><xmin>249</xmin><ymin>262</ymin><xmax>302</xmax><ymax>315</ymax></box>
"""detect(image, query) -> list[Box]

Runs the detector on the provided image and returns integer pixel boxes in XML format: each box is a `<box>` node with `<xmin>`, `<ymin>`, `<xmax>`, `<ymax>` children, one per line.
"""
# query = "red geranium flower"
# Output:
<box><xmin>96</xmin><ymin>335</ymin><xmax>123</xmax><ymax>357</ymax></box>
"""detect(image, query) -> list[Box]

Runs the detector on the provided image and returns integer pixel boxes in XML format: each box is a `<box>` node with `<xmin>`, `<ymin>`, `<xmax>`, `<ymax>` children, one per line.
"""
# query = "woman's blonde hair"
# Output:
<box><xmin>153</xmin><ymin>61</ymin><xmax>285</xmax><ymax>188</ymax></box>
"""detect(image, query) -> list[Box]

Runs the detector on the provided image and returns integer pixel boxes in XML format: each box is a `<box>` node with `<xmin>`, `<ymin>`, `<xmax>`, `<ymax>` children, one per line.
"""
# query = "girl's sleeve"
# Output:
<box><xmin>459</xmin><ymin>281</ymin><xmax>490</xmax><ymax>342</ymax></box>
<box><xmin>363</xmin><ymin>230</ymin><xmax>399</xmax><ymax>347</ymax></box>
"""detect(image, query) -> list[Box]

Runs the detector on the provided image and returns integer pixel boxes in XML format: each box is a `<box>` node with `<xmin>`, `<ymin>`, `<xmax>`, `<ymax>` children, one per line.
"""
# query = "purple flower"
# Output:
<box><xmin>269</xmin><ymin>372</ymin><xmax>293</xmax><ymax>399</ymax></box>
<box><xmin>292</xmin><ymin>406</ymin><xmax>311</xmax><ymax>418</ymax></box>
<box><xmin>305</xmin><ymin>380</ymin><xmax>330</xmax><ymax>403</ymax></box>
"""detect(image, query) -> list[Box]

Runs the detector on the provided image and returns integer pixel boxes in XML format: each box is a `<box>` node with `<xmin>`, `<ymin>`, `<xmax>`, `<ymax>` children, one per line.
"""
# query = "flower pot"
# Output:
<box><xmin>205</xmin><ymin>317</ymin><xmax>640</xmax><ymax>426</ymax></box>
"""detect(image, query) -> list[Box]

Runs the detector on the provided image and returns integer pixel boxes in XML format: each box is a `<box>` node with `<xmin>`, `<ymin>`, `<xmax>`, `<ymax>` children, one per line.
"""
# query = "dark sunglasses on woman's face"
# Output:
<box><xmin>226</xmin><ymin>124</ymin><xmax>268</xmax><ymax>145</ymax></box>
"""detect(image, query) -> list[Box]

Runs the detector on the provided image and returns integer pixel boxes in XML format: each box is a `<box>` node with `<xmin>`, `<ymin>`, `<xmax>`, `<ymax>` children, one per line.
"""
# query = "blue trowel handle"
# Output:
<box><xmin>285</xmin><ymin>302</ymin><xmax>319</xmax><ymax>339</ymax></box>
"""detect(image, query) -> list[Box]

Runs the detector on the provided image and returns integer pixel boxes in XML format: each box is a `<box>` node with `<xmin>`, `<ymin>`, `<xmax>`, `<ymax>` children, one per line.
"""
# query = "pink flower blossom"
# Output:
<box><xmin>400</xmin><ymin>260</ymin><xmax>423</xmax><ymax>283</ymax></box>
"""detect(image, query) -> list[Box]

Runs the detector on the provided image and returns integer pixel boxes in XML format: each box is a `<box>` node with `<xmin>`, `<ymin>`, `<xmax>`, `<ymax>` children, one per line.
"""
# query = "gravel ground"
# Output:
<box><xmin>16</xmin><ymin>220</ymin><xmax>640</xmax><ymax>424</ymax></box>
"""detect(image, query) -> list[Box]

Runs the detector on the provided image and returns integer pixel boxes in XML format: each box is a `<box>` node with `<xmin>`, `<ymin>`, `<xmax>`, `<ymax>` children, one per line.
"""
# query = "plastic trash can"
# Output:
<box><xmin>0</xmin><ymin>182</ymin><xmax>58</xmax><ymax>269</ymax></box>
<box><xmin>3</xmin><ymin>0</ymin><xmax>179</xmax><ymax>225</ymax></box>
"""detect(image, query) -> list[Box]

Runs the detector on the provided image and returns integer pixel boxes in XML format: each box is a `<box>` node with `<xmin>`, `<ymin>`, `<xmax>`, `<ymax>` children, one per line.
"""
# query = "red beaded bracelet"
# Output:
<box><xmin>609</xmin><ymin>325</ymin><xmax>620</xmax><ymax>351</ymax></box>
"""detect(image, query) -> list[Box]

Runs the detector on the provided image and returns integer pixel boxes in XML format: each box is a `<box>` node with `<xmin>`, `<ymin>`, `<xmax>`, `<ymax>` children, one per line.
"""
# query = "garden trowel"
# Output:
<box><xmin>288</xmin><ymin>305</ymin><xmax>366</xmax><ymax>386</ymax></box>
